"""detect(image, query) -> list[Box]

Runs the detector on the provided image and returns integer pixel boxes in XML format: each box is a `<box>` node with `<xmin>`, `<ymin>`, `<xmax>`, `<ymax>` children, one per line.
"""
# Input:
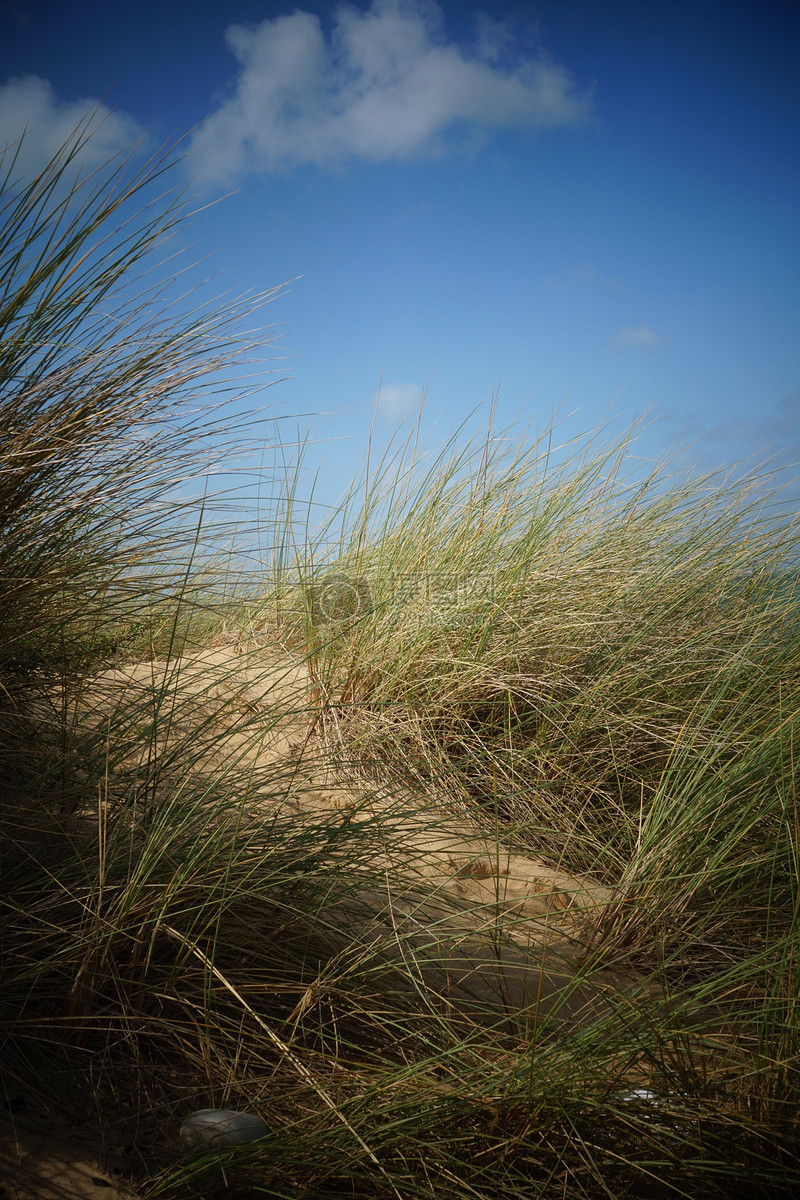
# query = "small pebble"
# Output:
<box><xmin>180</xmin><ymin>1109</ymin><xmax>269</xmax><ymax>1150</ymax></box>
<box><xmin>619</xmin><ymin>1088</ymin><xmax>660</xmax><ymax>1104</ymax></box>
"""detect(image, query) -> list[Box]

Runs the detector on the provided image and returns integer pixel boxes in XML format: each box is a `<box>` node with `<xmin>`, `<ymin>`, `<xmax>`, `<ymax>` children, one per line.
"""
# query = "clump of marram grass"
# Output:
<box><xmin>0</xmin><ymin>115</ymin><xmax>288</xmax><ymax>683</ymax></box>
<box><xmin>298</xmin><ymin>411</ymin><xmax>797</xmax><ymax>884</ymax></box>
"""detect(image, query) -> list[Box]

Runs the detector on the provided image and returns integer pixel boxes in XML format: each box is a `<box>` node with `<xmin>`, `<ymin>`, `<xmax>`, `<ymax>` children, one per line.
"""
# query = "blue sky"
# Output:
<box><xmin>1</xmin><ymin>0</ymin><xmax>799</xmax><ymax>514</ymax></box>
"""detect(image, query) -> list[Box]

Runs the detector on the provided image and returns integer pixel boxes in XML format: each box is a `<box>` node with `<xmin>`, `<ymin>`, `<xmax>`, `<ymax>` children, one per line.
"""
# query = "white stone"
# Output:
<box><xmin>180</xmin><ymin>1109</ymin><xmax>269</xmax><ymax>1150</ymax></box>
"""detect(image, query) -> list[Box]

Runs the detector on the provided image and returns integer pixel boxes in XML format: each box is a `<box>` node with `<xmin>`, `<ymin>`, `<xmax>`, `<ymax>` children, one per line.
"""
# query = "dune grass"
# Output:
<box><xmin>2</xmin><ymin>125</ymin><xmax>800</xmax><ymax>1198</ymax></box>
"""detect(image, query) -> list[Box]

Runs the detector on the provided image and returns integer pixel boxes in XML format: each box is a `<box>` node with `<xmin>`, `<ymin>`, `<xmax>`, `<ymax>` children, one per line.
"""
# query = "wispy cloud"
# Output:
<box><xmin>546</xmin><ymin>262</ymin><xmax>624</xmax><ymax>291</ymax></box>
<box><xmin>376</xmin><ymin>381</ymin><xmax>422</xmax><ymax>422</ymax></box>
<box><xmin>610</xmin><ymin>324</ymin><xmax>661</xmax><ymax>351</ymax></box>
<box><xmin>190</xmin><ymin>0</ymin><xmax>591</xmax><ymax>181</ymax></box>
<box><xmin>0</xmin><ymin>76</ymin><xmax>143</xmax><ymax>179</ymax></box>
<box><xmin>714</xmin><ymin>388</ymin><xmax>800</xmax><ymax>472</ymax></box>
<box><xmin>651</xmin><ymin>388</ymin><xmax>800</xmax><ymax>490</ymax></box>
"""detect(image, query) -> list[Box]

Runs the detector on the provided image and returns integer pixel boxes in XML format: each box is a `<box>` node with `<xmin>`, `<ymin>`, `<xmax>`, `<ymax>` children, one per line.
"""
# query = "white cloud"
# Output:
<box><xmin>471</xmin><ymin>14</ymin><xmax>518</xmax><ymax>65</ymax></box>
<box><xmin>190</xmin><ymin>0</ymin><xmax>590</xmax><ymax>181</ymax></box>
<box><xmin>376</xmin><ymin>381</ymin><xmax>422</xmax><ymax>421</ymax></box>
<box><xmin>610</xmin><ymin>324</ymin><xmax>662</xmax><ymax>351</ymax></box>
<box><xmin>0</xmin><ymin>76</ymin><xmax>144</xmax><ymax>180</ymax></box>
